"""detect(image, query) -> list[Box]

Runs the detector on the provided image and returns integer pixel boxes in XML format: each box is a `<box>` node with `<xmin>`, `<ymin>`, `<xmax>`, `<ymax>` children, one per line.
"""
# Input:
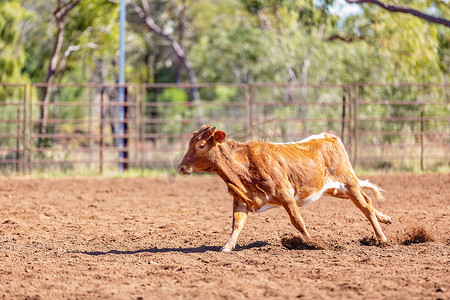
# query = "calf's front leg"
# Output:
<box><xmin>221</xmin><ymin>199</ymin><xmax>248</xmax><ymax>252</ymax></box>
<box><xmin>279</xmin><ymin>195</ymin><xmax>312</xmax><ymax>240</ymax></box>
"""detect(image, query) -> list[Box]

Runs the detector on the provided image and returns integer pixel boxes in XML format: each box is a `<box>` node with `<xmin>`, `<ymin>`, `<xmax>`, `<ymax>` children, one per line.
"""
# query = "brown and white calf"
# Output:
<box><xmin>178</xmin><ymin>125</ymin><xmax>392</xmax><ymax>252</ymax></box>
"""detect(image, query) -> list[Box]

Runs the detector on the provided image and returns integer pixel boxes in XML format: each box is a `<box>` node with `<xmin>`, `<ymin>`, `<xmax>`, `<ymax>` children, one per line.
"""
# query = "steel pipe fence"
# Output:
<box><xmin>0</xmin><ymin>83</ymin><xmax>448</xmax><ymax>174</ymax></box>
<box><xmin>0</xmin><ymin>84</ymin><xmax>27</xmax><ymax>175</ymax></box>
<box><xmin>249</xmin><ymin>83</ymin><xmax>353</xmax><ymax>156</ymax></box>
<box><xmin>28</xmin><ymin>83</ymin><xmax>141</xmax><ymax>174</ymax></box>
<box><xmin>139</xmin><ymin>83</ymin><xmax>249</xmax><ymax>169</ymax></box>
<box><xmin>354</xmin><ymin>83</ymin><xmax>449</xmax><ymax>171</ymax></box>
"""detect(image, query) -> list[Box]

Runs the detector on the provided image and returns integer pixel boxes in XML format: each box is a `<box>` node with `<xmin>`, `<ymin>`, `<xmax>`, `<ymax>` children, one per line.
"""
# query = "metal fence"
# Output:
<box><xmin>0</xmin><ymin>83</ymin><xmax>448</xmax><ymax>175</ymax></box>
<box><xmin>28</xmin><ymin>83</ymin><xmax>141</xmax><ymax>174</ymax></box>
<box><xmin>249</xmin><ymin>83</ymin><xmax>352</xmax><ymax>147</ymax></box>
<box><xmin>354</xmin><ymin>83</ymin><xmax>449</xmax><ymax>171</ymax></box>
<box><xmin>0</xmin><ymin>84</ymin><xmax>27</xmax><ymax>174</ymax></box>
<box><xmin>139</xmin><ymin>83</ymin><xmax>249</xmax><ymax>169</ymax></box>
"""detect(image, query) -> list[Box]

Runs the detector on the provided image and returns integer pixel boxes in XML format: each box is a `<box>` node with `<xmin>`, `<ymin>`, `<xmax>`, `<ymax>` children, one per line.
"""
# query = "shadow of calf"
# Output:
<box><xmin>73</xmin><ymin>241</ymin><xmax>269</xmax><ymax>256</ymax></box>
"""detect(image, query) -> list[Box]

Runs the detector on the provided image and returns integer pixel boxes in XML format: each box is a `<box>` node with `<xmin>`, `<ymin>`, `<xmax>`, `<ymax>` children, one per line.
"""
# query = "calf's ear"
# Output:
<box><xmin>213</xmin><ymin>130</ymin><xmax>227</xmax><ymax>143</ymax></box>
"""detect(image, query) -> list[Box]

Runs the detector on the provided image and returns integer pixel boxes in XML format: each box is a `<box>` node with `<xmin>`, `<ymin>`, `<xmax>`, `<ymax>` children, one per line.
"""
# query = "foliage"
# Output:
<box><xmin>0</xmin><ymin>0</ymin><xmax>448</xmax><ymax>173</ymax></box>
<box><xmin>21</xmin><ymin>0</ymin><xmax>118</xmax><ymax>83</ymax></box>
<box><xmin>9</xmin><ymin>0</ymin><xmax>448</xmax><ymax>86</ymax></box>
<box><xmin>0</xmin><ymin>1</ymin><xmax>28</xmax><ymax>89</ymax></box>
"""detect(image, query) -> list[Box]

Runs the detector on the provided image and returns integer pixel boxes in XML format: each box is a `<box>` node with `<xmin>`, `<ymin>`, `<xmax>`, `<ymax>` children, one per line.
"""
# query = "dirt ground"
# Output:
<box><xmin>0</xmin><ymin>173</ymin><xmax>449</xmax><ymax>299</ymax></box>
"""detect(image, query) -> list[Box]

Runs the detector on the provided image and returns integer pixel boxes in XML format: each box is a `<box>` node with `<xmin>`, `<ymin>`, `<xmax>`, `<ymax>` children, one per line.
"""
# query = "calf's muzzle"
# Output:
<box><xmin>177</xmin><ymin>164</ymin><xmax>193</xmax><ymax>175</ymax></box>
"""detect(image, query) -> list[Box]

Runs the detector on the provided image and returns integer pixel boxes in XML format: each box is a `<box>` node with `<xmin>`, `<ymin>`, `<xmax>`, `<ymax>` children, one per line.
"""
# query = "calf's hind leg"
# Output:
<box><xmin>345</xmin><ymin>185</ymin><xmax>387</xmax><ymax>242</ymax></box>
<box><xmin>361</xmin><ymin>190</ymin><xmax>392</xmax><ymax>225</ymax></box>
<box><xmin>328</xmin><ymin>188</ymin><xmax>392</xmax><ymax>225</ymax></box>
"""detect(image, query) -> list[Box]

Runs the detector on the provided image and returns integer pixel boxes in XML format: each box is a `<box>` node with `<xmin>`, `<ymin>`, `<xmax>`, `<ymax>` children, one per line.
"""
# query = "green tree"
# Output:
<box><xmin>345</xmin><ymin>0</ymin><xmax>450</xmax><ymax>27</ymax></box>
<box><xmin>21</xmin><ymin>0</ymin><xmax>118</xmax><ymax>135</ymax></box>
<box><xmin>0</xmin><ymin>0</ymin><xmax>28</xmax><ymax>85</ymax></box>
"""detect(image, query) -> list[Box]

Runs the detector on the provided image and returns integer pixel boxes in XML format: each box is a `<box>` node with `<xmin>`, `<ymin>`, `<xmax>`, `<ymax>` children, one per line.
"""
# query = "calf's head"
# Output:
<box><xmin>177</xmin><ymin>125</ymin><xmax>226</xmax><ymax>175</ymax></box>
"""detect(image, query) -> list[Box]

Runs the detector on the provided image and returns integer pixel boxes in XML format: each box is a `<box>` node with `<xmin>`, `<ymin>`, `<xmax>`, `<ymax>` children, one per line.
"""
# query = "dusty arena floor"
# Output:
<box><xmin>0</xmin><ymin>173</ymin><xmax>449</xmax><ymax>299</ymax></box>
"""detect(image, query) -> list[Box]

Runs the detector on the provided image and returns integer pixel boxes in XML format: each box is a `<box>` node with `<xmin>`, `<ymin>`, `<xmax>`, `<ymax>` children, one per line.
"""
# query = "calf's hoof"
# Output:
<box><xmin>220</xmin><ymin>245</ymin><xmax>234</xmax><ymax>252</ymax></box>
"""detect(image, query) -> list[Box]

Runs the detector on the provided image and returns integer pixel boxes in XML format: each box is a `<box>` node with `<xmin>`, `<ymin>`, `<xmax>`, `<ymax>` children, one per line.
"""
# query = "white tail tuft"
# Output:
<box><xmin>358</xmin><ymin>179</ymin><xmax>386</xmax><ymax>201</ymax></box>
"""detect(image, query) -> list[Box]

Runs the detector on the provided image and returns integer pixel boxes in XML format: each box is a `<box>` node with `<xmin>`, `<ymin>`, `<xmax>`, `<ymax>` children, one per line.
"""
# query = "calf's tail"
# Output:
<box><xmin>358</xmin><ymin>179</ymin><xmax>386</xmax><ymax>201</ymax></box>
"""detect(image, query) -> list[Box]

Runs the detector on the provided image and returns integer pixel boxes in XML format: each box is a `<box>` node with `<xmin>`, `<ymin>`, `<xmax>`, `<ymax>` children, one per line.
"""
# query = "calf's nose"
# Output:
<box><xmin>177</xmin><ymin>164</ymin><xmax>187</xmax><ymax>174</ymax></box>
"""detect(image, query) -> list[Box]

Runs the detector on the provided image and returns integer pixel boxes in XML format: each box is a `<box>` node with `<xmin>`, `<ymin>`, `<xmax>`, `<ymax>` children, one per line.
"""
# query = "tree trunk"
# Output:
<box><xmin>130</xmin><ymin>1</ymin><xmax>204</xmax><ymax>125</ymax></box>
<box><xmin>174</xmin><ymin>0</ymin><xmax>186</xmax><ymax>84</ymax></box>
<box><xmin>40</xmin><ymin>19</ymin><xmax>64</xmax><ymax>135</ymax></box>
<box><xmin>39</xmin><ymin>0</ymin><xmax>82</xmax><ymax>135</ymax></box>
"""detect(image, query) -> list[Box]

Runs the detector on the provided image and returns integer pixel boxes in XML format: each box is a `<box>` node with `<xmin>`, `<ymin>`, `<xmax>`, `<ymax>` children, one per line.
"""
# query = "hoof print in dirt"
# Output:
<box><xmin>360</xmin><ymin>236</ymin><xmax>387</xmax><ymax>247</ymax></box>
<box><xmin>281</xmin><ymin>235</ymin><xmax>327</xmax><ymax>250</ymax></box>
<box><xmin>402</xmin><ymin>226</ymin><xmax>435</xmax><ymax>245</ymax></box>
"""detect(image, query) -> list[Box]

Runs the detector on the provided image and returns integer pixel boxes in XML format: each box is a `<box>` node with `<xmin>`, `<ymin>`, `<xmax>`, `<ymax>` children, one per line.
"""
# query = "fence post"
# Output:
<box><xmin>420</xmin><ymin>105</ymin><xmax>424</xmax><ymax>171</ymax></box>
<box><xmin>341</xmin><ymin>94</ymin><xmax>346</xmax><ymax>143</ymax></box>
<box><xmin>123</xmin><ymin>87</ymin><xmax>129</xmax><ymax>171</ymax></box>
<box><xmin>140</xmin><ymin>85</ymin><xmax>145</xmax><ymax>171</ymax></box>
<box><xmin>353</xmin><ymin>84</ymin><xmax>359</xmax><ymax>167</ymax></box>
<box><xmin>249</xmin><ymin>84</ymin><xmax>255</xmax><ymax>139</ymax></box>
<box><xmin>16</xmin><ymin>106</ymin><xmax>20</xmax><ymax>173</ymax></box>
<box><xmin>134</xmin><ymin>85</ymin><xmax>141</xmax><ymax>171</ymax></box>
<box><xmin>347</xmin><ymin>84</ymin><xmax>353</xmax><ymax>160</ymax></box>
<box><xmin>99</xmin><ymin>88</ymin><xmax>105</xmax><ymax>175</ymax></box>
<box><xmin>22</xmin><ymin>84</ymin><xmax>27</xmax><ymax>175</ymax></box>
<box><xmin>88</xmin><ymin>87</ymin><xmax>94</xmax><ymax>170</ymax></box>
<box><xmin>243</xmin><ymin>85</ymin><xmax>250</xmax><ymax>139</ymax></box>
<box><xmin>29</xmin><ymin>84</ymin><xmax>33</xmax><ymax>175</ymax></box>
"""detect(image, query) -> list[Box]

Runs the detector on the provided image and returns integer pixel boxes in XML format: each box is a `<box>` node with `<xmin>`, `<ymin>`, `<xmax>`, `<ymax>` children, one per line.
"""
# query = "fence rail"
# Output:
<box><xmin>0</xmin><ymin>84</ymin><xmax>27</xmax><ymax>174</ymax></box>
<box><xmin>0</xmin><ymin>83</ymin><xmax>448</xmax><ymax>175</ymax></box>
<box><xmin>353</xmin><ymin>83</ymin><xmax>449</xmax><ymax>171</ymax></box>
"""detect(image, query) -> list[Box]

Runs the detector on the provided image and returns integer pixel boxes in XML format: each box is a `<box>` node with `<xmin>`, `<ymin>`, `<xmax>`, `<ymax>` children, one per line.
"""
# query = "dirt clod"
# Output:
<box><xmin>402</xmin><ymin>225</ymin><xmax>435</xmax><ymax>245</ymax></box>
<box><xmin>360</xmin><ymin>236</ymin><xmax>378</xmax><ymax>246</ymax></box>
<box><xmin>281</xmin><ymin>234</ymin><xmax>327</xmax><ymax>250</ymax></box>
<box><xmin>359</xmin><ymin>236</ymin><xmax>388</xmax><ymax>247</ymax></box>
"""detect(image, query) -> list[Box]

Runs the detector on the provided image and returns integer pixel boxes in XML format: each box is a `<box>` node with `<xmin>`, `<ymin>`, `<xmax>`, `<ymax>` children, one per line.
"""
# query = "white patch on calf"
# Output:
<box><xmin>260</xmin><ymin>189</ymin><xmax>272</xmax><ymax>201</ymax></box>
<box><xmin>297</xmin><ymin>180</ymin><xmax>347</xmax><ymax>207</ymax></box>
<box><xmin>253</xmin><ymin>204</ymin><xmax>278</xmax><ymax>213</ymax></box>
<box><xmin>272</xmin><ymin>132</ymin><xmax>328</xmax><ymax>145</ymax></box>
<box><xmin>358</xmin><ymin>179</ymin><xmax>377</xmax><ymax>190</ymax></box>
<box><xmin>288</xmin><ymin>188</ymin><xmax>295</xmax><ymax>197</ymax></box>
<box><xmin>298</xmin><ymin>132</ymin><xmax>328</xmax><ymax>144</ymax></box>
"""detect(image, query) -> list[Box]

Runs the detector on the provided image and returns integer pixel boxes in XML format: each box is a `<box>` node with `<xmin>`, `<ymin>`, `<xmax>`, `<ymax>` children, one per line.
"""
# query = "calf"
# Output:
<box><xmin>178</xmin><ymin>125</ymin><xmax>392</xmax><ymax>252</ymax></box>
